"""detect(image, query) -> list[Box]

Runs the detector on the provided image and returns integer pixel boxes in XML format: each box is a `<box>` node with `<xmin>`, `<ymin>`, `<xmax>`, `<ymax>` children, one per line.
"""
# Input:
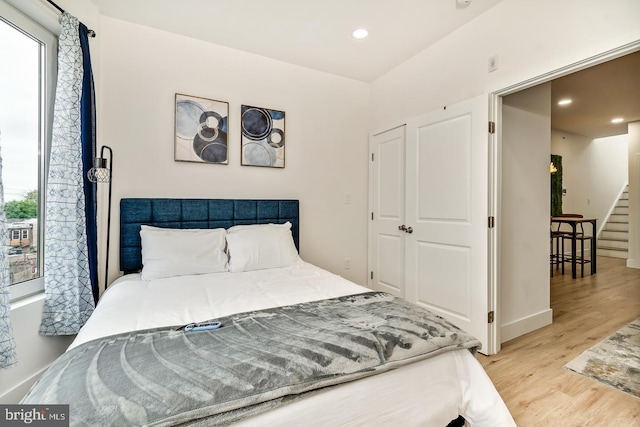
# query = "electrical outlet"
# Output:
<box><xmin>344</xmin><ymin>193</ymin><xmax>352</xmax><ymax>204</ymax></box>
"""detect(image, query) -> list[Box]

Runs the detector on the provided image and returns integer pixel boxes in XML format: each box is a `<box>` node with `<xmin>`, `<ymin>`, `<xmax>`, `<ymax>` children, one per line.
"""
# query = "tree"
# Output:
<box><xmin>24</xmin><ymin>190</ymin><xmax>37</xmax><ymax>202</ymax></box>
<box><xmin>4</xmin><ymin>191</ymin><xmax>37</xmax><ymax>219</ymax></box>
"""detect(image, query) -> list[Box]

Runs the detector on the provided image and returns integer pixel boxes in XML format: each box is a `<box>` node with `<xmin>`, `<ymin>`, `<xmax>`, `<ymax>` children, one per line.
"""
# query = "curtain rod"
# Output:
<box><xmin>45</xmin><ymin>0</ymin><xmax>96</xmax><ymax>37</ymax></box>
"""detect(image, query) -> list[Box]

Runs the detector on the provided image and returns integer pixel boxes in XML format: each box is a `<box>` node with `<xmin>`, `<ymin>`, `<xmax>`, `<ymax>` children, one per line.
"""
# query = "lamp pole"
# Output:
<box><xmin>87</xmin><ymin>145</ymin><xmax>113</xmax><ymax>291</ymax></box>
<box><xmin>102</xmin><ymin>146</ymin><xmax>113</xmax><ymax>291</ymax></box>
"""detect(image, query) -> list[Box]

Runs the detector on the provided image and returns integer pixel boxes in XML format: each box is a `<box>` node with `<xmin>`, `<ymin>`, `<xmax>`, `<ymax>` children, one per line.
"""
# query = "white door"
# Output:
<box><xmin>369</xmin><ymin>126</ymin><xmax>406</xmax><ymax>298</ymax></box>
<box><xmin>404</xmin><ymin>96</ymin><xmax>493</xmax><ymax>354</ymax></box>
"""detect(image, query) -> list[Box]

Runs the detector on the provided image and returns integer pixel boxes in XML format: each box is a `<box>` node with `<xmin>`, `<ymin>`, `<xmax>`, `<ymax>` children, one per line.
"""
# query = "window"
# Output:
<box><xmin>1</xmin><ymin>1</ymin><xmax>56</xmax><ymax>300</ymax></box>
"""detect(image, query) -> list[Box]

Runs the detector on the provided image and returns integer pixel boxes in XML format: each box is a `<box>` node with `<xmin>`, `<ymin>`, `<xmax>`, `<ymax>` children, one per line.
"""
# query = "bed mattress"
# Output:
<box><xmin>67</xmin><ymin>262</ymin><xmax>515</xmax><ymax>426</ymax></box>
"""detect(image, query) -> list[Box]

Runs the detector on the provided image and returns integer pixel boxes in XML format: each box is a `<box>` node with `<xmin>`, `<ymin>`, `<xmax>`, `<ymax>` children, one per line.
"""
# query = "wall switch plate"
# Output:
<box><xmin>344</xmin><ymin>193</ymin><xmax>352</xmax><ymax>204</ymax></box>
<box><xmin>344</xmin><ymin>258</ymin><xmax>351</xmax><ymax>269</ymax></box>
<box><xmin>488</xmin><ymin>55</ymin><xmax>499</xmax><ymax>72</ymax></box>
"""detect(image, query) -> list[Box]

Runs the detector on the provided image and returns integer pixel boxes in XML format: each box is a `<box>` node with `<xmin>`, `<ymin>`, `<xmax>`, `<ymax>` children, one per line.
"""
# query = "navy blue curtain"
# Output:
<box><xmin>79</xmin><ymin>23</ymin><xmax>98</xmax><ymax>304</ymax></box>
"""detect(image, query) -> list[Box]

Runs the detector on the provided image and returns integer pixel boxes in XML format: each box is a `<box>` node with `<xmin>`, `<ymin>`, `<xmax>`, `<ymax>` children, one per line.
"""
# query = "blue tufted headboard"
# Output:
<box><xmin>120</xmin><ymin>198</ymin><xmax>299</xmax><ymax>274</ymax></box>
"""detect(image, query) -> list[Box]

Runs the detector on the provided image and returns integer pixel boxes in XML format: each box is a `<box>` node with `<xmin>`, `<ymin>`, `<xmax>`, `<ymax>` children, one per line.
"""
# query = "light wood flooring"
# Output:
<box><xmin>478</xmin><ymin>256</ymin><xmax>640</xmax><ymax>427</ymax></box>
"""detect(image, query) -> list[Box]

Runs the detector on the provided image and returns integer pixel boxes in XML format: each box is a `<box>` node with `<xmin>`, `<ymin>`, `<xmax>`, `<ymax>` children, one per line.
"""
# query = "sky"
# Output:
<box><xmin>0</xmin><ymin>18</ymin><xmax>40</xmax><ymax>202</ymax></box>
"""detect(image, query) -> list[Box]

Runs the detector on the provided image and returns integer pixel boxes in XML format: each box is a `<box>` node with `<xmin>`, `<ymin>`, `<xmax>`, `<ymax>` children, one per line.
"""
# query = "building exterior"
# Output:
<box><xmin>6</xmin><ymin>219</ymin><xmax>37</xmax><ymax>284</ymax></box>
<box><xmin>7</xmin><ymin>221</ymin><xmax>34</xmax><ymax>252</ymax></box>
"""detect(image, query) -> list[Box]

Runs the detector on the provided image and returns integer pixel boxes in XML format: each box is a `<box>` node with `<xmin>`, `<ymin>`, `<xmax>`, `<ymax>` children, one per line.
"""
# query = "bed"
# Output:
<box><xmin>22</xmin><ymin>198</ymin><xmax>515</xmax><ymax>427</ymax></box>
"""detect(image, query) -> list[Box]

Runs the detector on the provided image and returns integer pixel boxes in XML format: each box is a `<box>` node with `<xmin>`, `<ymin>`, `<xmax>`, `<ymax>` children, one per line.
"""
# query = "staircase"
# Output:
<box><xmin>597</xmin><ymin>185</ymin><xmax>629</xmax><ymax>259</ymax></box>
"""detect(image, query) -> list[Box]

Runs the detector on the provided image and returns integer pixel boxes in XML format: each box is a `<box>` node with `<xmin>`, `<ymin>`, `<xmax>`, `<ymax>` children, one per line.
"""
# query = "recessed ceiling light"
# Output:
<box><xmin>352</xmin><ymin>28</ymin><xmax>368</xmax><ymax>39</ymax></box>
<box><xmin>611</xmin><ymin>117</ymin><xmax>624</xmax><ymax>124</ymax></box>
<box><xmin>558</xmin><ymin>99</ymin><xmax>572</xmax><ymax>106</ymax></box>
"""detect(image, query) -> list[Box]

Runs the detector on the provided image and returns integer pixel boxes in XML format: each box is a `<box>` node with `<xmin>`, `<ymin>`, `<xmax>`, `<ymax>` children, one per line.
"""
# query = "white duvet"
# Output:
<box><xmin>71</xmin><ymin>262</ymin><xmax>516</xmax><ymax>427</ymax></box>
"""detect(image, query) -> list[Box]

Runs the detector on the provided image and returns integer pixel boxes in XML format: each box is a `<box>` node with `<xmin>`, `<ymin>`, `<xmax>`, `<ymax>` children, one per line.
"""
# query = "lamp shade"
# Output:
<box><xmin>87</xmin><ymin>157</ymin><xmax>110</xmax><ymax>183</ymax></box>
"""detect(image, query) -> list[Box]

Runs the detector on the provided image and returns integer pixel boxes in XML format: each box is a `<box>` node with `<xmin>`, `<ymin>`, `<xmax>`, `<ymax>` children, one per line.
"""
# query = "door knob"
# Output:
<box><xmin>406</xmin><ymin>227</ymin><xmax>413</xmax><ymax>234</ymax></box>
<box><xmin>398</xmin><ymin>225</ymin><xmax>407</xmax><ymax>231</ymax></box>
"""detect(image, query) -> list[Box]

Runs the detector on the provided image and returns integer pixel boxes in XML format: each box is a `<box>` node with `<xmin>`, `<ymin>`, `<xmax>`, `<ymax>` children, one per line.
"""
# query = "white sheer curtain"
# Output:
<box><xmin>39</xmin><ymin>13</ymin><xmax>94</xmax><ymax>335</ymax></box>
<box><xmin>0</xmin><ymin>135</ymin><xmax>17</xmax><ymax>369</ymax></box>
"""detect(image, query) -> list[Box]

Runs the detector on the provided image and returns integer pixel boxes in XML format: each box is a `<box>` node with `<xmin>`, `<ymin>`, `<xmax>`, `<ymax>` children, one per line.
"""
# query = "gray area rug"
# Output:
<box><xmin>565</xmin><ymin>319</ymin><xmax>639</xmax><ymax>398</ymax></box>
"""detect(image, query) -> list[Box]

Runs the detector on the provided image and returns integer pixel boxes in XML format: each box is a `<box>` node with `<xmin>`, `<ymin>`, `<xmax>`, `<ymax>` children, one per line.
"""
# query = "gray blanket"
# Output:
<box><xmin>22</xmin><ymin>292</ymin><xmax>480</xmax><ymax>426</ymax></box>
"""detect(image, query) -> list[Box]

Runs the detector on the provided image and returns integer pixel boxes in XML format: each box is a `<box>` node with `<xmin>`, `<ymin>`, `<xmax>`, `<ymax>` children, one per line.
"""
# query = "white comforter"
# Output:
<box><xmin>71</xmin><ymin>262</ymin><xmax>516</xmax><ymax>427</ymax></box>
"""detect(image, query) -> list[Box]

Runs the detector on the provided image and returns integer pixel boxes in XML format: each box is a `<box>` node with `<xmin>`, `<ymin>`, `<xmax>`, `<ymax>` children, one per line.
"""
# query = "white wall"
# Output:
<box><xmin>98</xmin><ymin>17</ymin><xmax>371</xmax><ymax>287</ymax></box>
<box><xmin>500</xmin><ymin>84</ymin><xmax>553</xmax><ymax>342</ymax></box>
<box><xmin>0</xmin><ymin>0</ymin><xmax>98</xmax><ymax>403</ymax></box>
<box><xmin>628</xmin><ymin>122</ymin><xmax>640</xmax><ymax>268</ymax></box>
<box><xmin>371</xmin><ymin>0</ymin><xmax>640</xmax><ymax>128</ymax></box>
<box><xmin>0</xmin><ymin>296</ymin><xmax>73</xmax><ymax>403</ymax></box>
<box><xmin>551</xmin><ymin>131</ymin><xmax>629</xmax><ymax>237</ymax></box>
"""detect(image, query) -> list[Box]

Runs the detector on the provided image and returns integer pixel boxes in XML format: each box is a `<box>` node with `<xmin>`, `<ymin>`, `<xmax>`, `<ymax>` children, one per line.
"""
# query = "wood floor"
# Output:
<box><xmin>478</xmin><ymin>256</ymin><xmax>640</xmax><ymax>427</ymax></box>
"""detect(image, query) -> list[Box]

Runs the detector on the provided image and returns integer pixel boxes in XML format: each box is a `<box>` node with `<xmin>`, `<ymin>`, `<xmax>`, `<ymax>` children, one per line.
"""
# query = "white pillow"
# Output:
<box><xmin>226</xmin><ymin>222</ymin><xmax>301</xmax><ymax>272</ymax></box>
<box><xmin>227</xmin><ymin>221</ymin><xmax>292</xmax><ymax>234</ymax></box>
<box><xmin>140</xmin><ymin>225</ymin><xmax>228</xmax><ymax>280</ymax></box>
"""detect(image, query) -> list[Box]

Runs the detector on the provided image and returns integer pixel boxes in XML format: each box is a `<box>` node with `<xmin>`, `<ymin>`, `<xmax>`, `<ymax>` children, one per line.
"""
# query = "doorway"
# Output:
<box><xmin>493</xmin><ymin>44</ymin><xmax>640</xmax><ymax>345</ymax></box>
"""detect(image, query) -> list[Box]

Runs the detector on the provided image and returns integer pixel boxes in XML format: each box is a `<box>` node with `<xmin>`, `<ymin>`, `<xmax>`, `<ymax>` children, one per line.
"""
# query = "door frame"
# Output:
<box><xmin>489</xmin><ymin>40</ymin><xmax>640</xmax><ymax>349</ymax></box>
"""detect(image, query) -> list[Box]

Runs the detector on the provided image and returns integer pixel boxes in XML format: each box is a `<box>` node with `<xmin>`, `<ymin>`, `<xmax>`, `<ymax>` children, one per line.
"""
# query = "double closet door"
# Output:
<box><xmin>369</xmin><ymin>96</ymin><xmax>493</xmax><ymax>353</ymax></box>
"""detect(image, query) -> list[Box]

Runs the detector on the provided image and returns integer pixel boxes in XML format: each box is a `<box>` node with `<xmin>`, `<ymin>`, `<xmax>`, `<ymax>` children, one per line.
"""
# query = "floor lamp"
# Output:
<box><xmin>87</xmin><ymin>145</ymin><xmax>112</xmax><ymax>291</ymax></box>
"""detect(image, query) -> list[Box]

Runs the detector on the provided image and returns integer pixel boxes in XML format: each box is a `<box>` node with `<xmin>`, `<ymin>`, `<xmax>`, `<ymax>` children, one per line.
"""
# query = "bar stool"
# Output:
<box><xmin>550</xmin><ymin>220</ymin><xmax>563</xmax><ymax>276</ymax></box>
<box><xmin>558</xmin><ymin>214</ymin><xmax>594</xmax><ymax>277</ymax></box>
<box><xmin>550</xmin><ymin>216</ymin><xmax>574</xmax><ymax>276</ymax></box>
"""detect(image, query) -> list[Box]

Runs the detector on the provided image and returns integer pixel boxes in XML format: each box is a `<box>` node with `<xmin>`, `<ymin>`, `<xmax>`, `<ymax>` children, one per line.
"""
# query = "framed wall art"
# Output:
<box><xmin>175</xmin><ymin>93</ymin><xmax>229</xmax><ymax>164</ymax></box>
<box><xmin>241</xmin><ymin>105</ymin><xmax>285</xmax><ymax>168</ymax></box>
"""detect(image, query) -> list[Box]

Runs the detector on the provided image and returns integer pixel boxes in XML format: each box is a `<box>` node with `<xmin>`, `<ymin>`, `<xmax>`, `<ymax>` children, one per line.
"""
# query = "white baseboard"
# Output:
<box><xmin>0</xmin><ymin>365</ymin><xmax>48</xmax><ymax>404</ymax></box>
<box><xmin>500</xmin><ymin>309</ymin><xmax>553</xmax><ymax>343</ymax></box>
<box><xmin>627</xmin><ymin>258</ymin><xmax>640</xmax><ymax>269</ymax></box>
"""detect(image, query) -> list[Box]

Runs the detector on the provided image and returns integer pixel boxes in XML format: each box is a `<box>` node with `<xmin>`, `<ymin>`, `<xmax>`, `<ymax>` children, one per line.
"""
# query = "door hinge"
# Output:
<box><xmin>488</xmin><ymin>121</ymin><xmax>496</xmax><ymax>134</ymax></box>
<box><xmin>488</xmin><ymin>311</ymin><xmax>494</xmax><ymax>324</ymax></box>
<box><xmin>370</xmin><ymin>271</ymin><xmax>374</xmax><ymax>280</ymax></box>
<box><xmin>488</xmin><ymin>216</ymin><xmax>495</xmax><ymax>228</ymax></box>
<box><xmin>371</xmin><ymin>212</ymin><xmax>374</xmax><ymax>220</ymax></box>
<box><xmin>371</xmin><ymin>153</ymin><xmax>374</xmax><ymax>161</ymax></box>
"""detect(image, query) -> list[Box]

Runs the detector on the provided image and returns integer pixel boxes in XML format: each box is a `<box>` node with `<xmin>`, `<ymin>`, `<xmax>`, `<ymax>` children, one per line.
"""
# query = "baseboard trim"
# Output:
<box><xmin>501</xmin><ymin>309</ymin><xmax>553</xmax><ymax>343</ymax></box>
<box><xmin>0</xmin><ymin>364</ymin><xmax>48</xmax><ymax>404</ymax></box>
<box><xmin>627</xmin><ymin>258</ymin><xmax>640</xmax><ymax>269</ymax></box>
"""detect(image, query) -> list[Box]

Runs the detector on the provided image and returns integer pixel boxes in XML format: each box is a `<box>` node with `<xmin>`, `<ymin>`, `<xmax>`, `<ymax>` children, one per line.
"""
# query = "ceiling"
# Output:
<box><xmin>89</xmin><ymin>0</ymin><xmax>638</xmax><ymax>139</ymax></box>
<box><xmin>90</xmin><ymin>0</ymin><xmax>504</xmax><ymax>83</ymax></box>
<box><xmin>551</xmin><ymin>50</ymin><xmax>640</xmax><ymax>139</ymax></box>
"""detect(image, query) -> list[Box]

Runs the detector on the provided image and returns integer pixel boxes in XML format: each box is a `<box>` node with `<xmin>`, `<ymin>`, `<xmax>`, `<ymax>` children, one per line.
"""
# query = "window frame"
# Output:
<box><xmin>1</xmin><ymin>0</ymin><xmax>57</xmax><ymax>301</ymax></box>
